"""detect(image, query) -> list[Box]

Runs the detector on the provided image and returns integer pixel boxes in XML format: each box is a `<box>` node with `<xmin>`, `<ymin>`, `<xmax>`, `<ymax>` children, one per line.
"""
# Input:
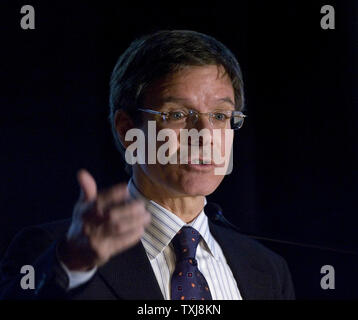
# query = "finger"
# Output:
<box><xmin>107</xmin><ymin>202</ymin><xmax>150</xmax><ymax>234</ymax></box>
<box><xmin>113</xmin><ymin>224</ymin><xmax>147</xmax><ymax>253</ymax></box>
<box><xmin>97</xmin><ymin>183</ymin><xmax>130</xmax><ymax>212</ymax></box>
<box><xmin>104</xmin><ymin>200</ymin><xmax>147</xmax><ymax>231</ymax></box>
<box><xmin>77</xmin><ymin>169</ymin><xmax>97</xmax><ymax>202</ymax></box>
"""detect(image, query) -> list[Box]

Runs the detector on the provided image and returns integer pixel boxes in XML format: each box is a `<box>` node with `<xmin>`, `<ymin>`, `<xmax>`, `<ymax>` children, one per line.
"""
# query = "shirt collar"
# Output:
<box><xmin>128</xmin><ymin>178</ymin><xmax>218</xmax><ymax>260</ymax></box>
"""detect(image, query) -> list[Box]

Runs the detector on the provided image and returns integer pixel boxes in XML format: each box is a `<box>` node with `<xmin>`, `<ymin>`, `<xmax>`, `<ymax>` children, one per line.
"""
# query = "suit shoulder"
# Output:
<box><xmin>210</xmin><ymin>222</ymin><xmax>287</xmax><ymax>265</ymax></box>
<box><xmin>8</xmin><ymin>218</ymin><xmax>71</xmax><ymax>247</ymax></box>
<box><xmin>0</xmin><ymin>219</ymin><xmax>71</xmax><ymax>276</ymax></box>
<box><xmin>212</xmin><ymin>224</ymin><xmax>295</xmax><ymax>299</ymax></box>
<box><xmin>235</xmin><ymin>230</ymin><xmax>284</xmax><ymax>261</ymax></box>
<box><xmin>36</xmin><ymin>218</ymin><xmax>72</xmax><ymax>239</ymax></box>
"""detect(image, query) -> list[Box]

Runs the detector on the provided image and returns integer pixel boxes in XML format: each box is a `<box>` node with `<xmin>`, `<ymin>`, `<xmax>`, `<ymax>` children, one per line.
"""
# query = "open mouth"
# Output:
<box><xmin>188</xmin><ymin>158</ymin><xmax>213</xmax><ymax>165</ymax></box>
<box><xmin>184</xmin><ymin>158</ymin><xmax>219</xmax><ymax>171</ymax></box>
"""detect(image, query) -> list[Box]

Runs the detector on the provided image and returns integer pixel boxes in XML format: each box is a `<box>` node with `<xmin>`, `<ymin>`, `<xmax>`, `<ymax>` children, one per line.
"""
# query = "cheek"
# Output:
<box><xmin>211</xmin><ymin>130</ymin><xmax>233</xmax><ymax>166</ymax></box>
<box><xmin>221</xmin><ymin>130</ymin><xmax>233</xmax><ymax>153</ymax></box>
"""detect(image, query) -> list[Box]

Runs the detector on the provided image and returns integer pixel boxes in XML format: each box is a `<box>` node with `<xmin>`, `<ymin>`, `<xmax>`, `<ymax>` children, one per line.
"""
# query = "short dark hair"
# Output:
<box><xmin>109</xmin><ymin>30</ymin><xmax>245</xmax><ymax>168</ymax></box>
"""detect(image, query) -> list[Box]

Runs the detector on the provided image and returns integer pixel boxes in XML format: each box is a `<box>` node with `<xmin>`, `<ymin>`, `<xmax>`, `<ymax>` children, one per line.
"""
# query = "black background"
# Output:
<box><xmin>1</xmin><ymin>1</ymin><xmax>357</xmax><ymax>299</ymax></box>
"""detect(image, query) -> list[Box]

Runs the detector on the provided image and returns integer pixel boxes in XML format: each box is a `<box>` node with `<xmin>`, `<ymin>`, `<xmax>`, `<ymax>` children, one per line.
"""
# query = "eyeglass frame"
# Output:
<box><xmin>137</xmin><ymin>107</ymin><xmax>247</xmax><ymax>130</ymax></box>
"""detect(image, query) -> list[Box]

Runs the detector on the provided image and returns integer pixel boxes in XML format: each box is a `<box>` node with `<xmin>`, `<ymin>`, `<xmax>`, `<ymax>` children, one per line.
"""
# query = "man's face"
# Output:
<box><xmin>133</xmin><ymin>65</ymin><xmax>235</xmax><ymax>197</ymax></box>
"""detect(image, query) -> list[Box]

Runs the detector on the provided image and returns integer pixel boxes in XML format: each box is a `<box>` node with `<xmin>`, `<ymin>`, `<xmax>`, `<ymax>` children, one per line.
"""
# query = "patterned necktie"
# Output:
<box><xmin>170</xmin><ymin>226</ymin><xmax>212</xmax><ymax>300</ymax></box>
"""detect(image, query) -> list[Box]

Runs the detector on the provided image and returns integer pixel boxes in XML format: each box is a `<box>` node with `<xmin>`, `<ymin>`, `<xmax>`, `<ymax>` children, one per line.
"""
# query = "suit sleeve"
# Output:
<box><xmin>0</xmin><ymin>227</ymin><xmax>70</xmax><ymax>299</ymax></box>
<box><xmin>277</xmin><ymin>255</ymin><xmax>295</xmax><ymax>300</ymax></box>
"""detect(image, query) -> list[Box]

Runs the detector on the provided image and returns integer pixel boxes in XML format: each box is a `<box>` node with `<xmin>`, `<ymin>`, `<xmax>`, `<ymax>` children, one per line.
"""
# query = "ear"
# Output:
<box><xmin>114</xmin><ymin>110</ymin><xmax>135</xmax><ymax>148</ymax></box>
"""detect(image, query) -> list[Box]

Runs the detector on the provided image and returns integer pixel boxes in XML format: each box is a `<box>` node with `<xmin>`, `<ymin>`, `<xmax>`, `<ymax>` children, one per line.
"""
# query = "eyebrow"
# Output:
<box><xmin>217</xmin><ymin>97</ymin><xmax>235</xmax><ymax>106</ymax></box>
<box><xmin>161</xmin><ymin>96</ymin><xmax>235</xmax><ymax>106</ymax></box>
<box><xmin>161</xmin><ymin>97</ymin><xmax>189</xmax><ymax>104</ymax></box>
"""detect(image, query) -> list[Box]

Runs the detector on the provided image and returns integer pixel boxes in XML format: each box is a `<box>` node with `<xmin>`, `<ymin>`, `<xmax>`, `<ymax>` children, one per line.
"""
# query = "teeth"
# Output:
<box><xmin>190</xmin><ymin>159</ymin><xmax>209</xmax><ymax>164</ymax></box>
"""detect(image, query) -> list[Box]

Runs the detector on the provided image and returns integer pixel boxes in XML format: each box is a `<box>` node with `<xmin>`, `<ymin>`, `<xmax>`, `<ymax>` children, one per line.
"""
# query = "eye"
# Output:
<box><xmin>169</xmin><ymin>110</ymin><xmax>186</xmax><ymax>120</ymax></box>
<box><xmin>213</xmin><ymin>112</ymin><xmax>228</xmax><ymax>121</ymax></box>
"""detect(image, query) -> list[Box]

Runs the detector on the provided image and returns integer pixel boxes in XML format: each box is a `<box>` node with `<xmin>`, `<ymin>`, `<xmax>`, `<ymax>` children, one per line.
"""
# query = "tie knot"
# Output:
<box><xmin>171</xmin><ymin>226</ymin><xmax>201</xmax><ymax>261</ymax></box>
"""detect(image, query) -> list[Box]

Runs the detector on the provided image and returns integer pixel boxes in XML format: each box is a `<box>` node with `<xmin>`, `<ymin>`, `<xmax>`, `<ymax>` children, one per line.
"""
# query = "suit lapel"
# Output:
<box><xmin>209</xmin><ymin>221</ymin><xmax>274</xmax><ymax>300</ymax></box>
<box><xmin>97</xmin><ymin>241</ymin><xmax>164</xmax><ymax>300</ymax></box>
<box><xmin>95</xmin><ymin>221</ymin><xmax>274</xmax><ymax>300</ymax></box>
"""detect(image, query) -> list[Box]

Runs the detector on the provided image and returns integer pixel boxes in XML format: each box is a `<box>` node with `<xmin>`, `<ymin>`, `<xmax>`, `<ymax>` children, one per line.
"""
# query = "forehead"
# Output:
<box><xmin>143</xmin><ymin>65</ymin><xmax>234</xmax><ymax>106</ymax></box>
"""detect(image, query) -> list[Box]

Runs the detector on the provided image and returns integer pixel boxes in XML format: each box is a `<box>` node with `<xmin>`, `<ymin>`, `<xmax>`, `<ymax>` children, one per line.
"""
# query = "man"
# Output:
<box><xmin>0</xmin><ymin>30</ymin><xmax>295</xmax><ymax>300</ymax></box>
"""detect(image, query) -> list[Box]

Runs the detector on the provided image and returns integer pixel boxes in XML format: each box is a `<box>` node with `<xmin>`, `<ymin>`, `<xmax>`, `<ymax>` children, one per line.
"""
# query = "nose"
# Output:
<box><xmin>186</xmin><ymin>114</ymin><xmax>213</xmax><ymax>147</ymax></box>
<box><xmin>189</xmin><ymin>112</ymin><xmax>212</xmax><ymax>131</ymax></box>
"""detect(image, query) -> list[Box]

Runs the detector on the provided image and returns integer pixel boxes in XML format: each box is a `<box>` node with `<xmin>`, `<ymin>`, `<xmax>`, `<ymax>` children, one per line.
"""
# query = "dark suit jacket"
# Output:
<box><xmin>0</xmin><ymin>218</ymin><xmax>295</xmax><ymax>300</ymax></box>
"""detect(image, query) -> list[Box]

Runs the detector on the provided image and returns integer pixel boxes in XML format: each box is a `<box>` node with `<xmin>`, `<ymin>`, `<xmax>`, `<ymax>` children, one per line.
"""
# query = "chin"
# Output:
<box><xmin>140</xmin><ymin>164</ymin><xmax>225</xmax><ymax>197</ymax></box>
<box><xmin>177</xmin><ymin>172</ymin><xmax>224</xmax><ymax>196</ymax></box>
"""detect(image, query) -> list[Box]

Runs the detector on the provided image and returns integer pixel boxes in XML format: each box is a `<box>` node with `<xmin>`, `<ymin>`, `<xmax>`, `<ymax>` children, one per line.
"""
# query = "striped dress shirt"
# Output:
<box><xmin>128</xmin><ymin>180</ymin><xmax>242</xmax><ymax>300</ymax></box>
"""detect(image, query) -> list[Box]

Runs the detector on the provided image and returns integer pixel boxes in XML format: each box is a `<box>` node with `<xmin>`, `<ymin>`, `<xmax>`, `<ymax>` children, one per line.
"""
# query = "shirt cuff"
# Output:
<box><xmin>59</xmin><ymin>260</ymin><xmax>97</xmax><ymax>290</ymax></box>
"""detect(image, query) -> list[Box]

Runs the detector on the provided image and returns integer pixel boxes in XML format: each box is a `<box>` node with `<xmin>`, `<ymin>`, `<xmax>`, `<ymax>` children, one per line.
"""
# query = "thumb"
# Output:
<box><xmin>77</xmin><ymin>169</ymin><xmax>97</xmax><ymax>202</ymax></box>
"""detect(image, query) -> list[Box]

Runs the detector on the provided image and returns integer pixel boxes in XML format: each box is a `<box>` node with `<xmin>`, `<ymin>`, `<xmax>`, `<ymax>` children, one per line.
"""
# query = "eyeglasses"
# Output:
<box><xmin>137</xmin><ymin>108</ymin><xmax>247</xmax><ymax>130</ymax></box>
